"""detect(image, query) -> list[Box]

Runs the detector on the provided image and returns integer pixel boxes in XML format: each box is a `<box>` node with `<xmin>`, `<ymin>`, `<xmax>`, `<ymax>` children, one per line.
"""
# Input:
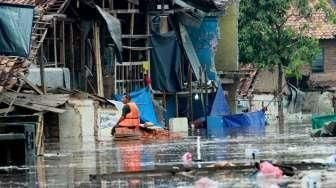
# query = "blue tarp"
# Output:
<box><xmin>208</xmin><ymin>85</ymin><xmax>265</xmax><ymax>137</ymax></box>
<box><xmin>207</xmin><ymin>111</ymin><xmax>266</xmax><ymax>137</ymax></box>
<box><xmin>116</xmin><ymin>88</ymin><xmax>161</xmax><ymax>127</ymax></box>
<box><xmin>186</xmin><ymin>16</ymin><xmax>219</xmax><ymax>81</ymax></box>
<box><xmin>210</xmin><ymin>85</ymin><xmax>230</xmax><ymax>115</ymax></box>
<box><xmin>0</xmin><ymin>3</ymin><xmax>34</xmax><ymax>57</ymax></box>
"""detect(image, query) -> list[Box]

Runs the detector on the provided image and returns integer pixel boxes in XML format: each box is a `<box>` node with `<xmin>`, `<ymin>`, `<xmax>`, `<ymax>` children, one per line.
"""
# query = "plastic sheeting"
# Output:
<box><xmin>150</xmin><ymin>28</ymin><xmax>183</xmax><ymax>92</ymax></box>
<box><xmin>286</xmin><ymin>83</ymin><xmax>305</xmax><ymax>113</ymax></box>
<box><xmin>116</xmin><ymin>88</ymin><xmax>161</xmax><ymax>127</ymax></box>
<box><xmin>179</xmin><ymin>23</ymin><xmax>203</xmax><ymax>81</ymax></box>
<box><xmin>96</xmin><ymin>6</ymin><xmax>122</xmax><ymax>62</ymax></box>
<box><xmin>186</xmin><ymin>17</ymin><xmax>219</xmax><ymax>81</ymax></box>
<box><xmin>210</xmin><ymin>85</ymin><xmax>230</xmax><ymax>115</ymax></box>
<box><xmin>207</xmin><ymin>111</ymin><xmax>266</xmax><ymax>137</ymax></box>
<box><xmin>0</xmin><ymin>4</ymin><xmax>34</xmax><ymax>57</ymax></box>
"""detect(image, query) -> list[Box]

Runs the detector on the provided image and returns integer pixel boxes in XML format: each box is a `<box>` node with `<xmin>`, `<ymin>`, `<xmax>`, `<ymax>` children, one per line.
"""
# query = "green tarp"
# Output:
<box><xmin>0</xmin><ymin>3</ymin><xmax>34</xmax><ymax>57</ymax></box>
<box><xmin>311</xmin><ymin>115</ymin><xmax>336</xmax><ymax>130</ymax></box>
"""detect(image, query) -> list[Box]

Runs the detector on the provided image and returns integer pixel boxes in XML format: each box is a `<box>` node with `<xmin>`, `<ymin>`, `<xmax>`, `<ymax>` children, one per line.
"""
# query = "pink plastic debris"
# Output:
<box><xmin>182</xmin><ymin>152</ymin><xmax>193</xmax><ymax>168</ymax></box>
<box><xmin>195</xmin><ymin>177</ymin><xmax>219</xmax><ymax>188</ymax></box>
<box><xmin>259</xmin><ymin>161</ymin><xmax>283</xmax><ymax>178</ymax></box>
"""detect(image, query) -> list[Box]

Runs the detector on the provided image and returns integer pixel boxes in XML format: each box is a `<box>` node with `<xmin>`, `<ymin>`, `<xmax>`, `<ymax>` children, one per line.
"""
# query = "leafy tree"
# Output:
<box><xmin>239</xmin><ymin>0</ymin><xmax>324</xmax><ymax>124</ymax></box>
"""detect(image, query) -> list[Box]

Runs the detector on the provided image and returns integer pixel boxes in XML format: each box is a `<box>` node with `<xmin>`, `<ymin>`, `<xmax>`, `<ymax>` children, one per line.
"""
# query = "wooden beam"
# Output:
<box><xmin>94</xmin><ymin>22</ymin><xmax>104</xmax><ymax>97</ymax></box>
<box><xmin>35</xmin><ymin>113</ymin><xmax>44</xmax><ymax>156</ymax></box>
<box><xmin>20</xmin><ymin>76</ymin><xmax>44</xmax><ymax>95</ymax></box>
<box><xmin>60</xmin><ymin>20</ymin><xmax>65</xmax><ymax>66</ymax></box>
<box><xmin>122</xmin><ymin>34</ymin><xmax>151</xmax><ymax>39</ymax></box>
<box><xmin>80</xmin><ymin>25</ymin><xmax>86</xmax><ymax>91</ymax></box>
<box><xmin>53</xmin><ymin>17</ymin><xmax>58</xmax><ymax>68</ymax></box>
<box><xmin>40</xmin><ymin>44</ymin><xmax>47</xmax><ymax>94</ymax></box>
<box><xmin>69</xmin><ymin>23</ymin><xmax>75</xmax><ymax>89</ymax></box>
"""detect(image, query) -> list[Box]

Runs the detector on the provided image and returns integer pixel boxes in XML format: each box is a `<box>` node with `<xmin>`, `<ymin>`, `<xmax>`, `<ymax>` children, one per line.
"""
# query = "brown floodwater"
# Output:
<box><xmin>1</xmin><ymin>123</ymin><xmax>336</xmax><ymax>187</ymax></box>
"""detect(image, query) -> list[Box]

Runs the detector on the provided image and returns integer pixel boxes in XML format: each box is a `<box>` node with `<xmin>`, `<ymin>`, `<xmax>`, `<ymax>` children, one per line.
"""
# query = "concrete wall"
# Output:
<box><xmin>216</xmin><ymin>2</ymin><xmax>239</xmax><ymax>113</ymax></box>
<box><xmin>238</xmin><ymin>94</ymin><xmax>304</xmax><ymax>124</ymax></box>
<box><xmin>215</xmin><ymin>2</ymin><xmax>239</xmax><ymax>71</ymax></box>
<box><xmin>58</xmin><ymin>99</ymin><xmax>97</xmax><ymax>150</ymax></box>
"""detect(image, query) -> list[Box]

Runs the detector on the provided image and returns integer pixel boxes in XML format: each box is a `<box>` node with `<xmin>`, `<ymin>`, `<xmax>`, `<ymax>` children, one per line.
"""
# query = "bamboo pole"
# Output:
<box><xmin>40</xmin><ymin>44</ymin><xmax>47</xmax><ymax>94</ymax></box>
<box><xmin>94</xmin><ymin>22</ymin><xmax>104</xmax><ymax>97</ymax></box>
<box><xmin>53</xmin><ymin>17</ymin><xmax>58</xmax><ymax>68</ymax></box>
<box><xmin>69</xmin><ymin>23</ymin><xmax>75</xmax><ymax>89</ymax></box>
<box><xmin>60</xmin><ymin>20</ymin><xmax>65</xmax><ymax>66</ymax></box>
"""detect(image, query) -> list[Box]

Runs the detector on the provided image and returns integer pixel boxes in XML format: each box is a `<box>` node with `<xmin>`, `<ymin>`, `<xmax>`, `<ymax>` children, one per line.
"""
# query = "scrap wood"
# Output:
<box><xmin>90</xmin><ymin>162</ymin><xmax>328</xmax><ymax>181</ymax></box>
<box><xmin>0</xmin><ymin>92</ymin><xmax>67</xmax><ymax>113</ymax></box>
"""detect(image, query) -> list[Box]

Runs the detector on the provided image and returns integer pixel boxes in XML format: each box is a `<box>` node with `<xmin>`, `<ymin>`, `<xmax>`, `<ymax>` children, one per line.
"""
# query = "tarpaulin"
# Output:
<box><xmin>210</xmin><ymin>85</ymin><xmax>230</xmax><ymax>115</ymax></box>
<box><xmin>0</xmin><ymin>3</ymin><xmax>34</xmax><ymax>57</ymax></box>
<box><xmin>150</xmin><ymin>27</ymin><xmax>183</xmax><ymax>92</ymax></box>
<box><xmin>96</xmin><ymin>5</ymin><xmax>122</xmax><ymax>62</ymax></box>
<box><xmin>207</xmin><ymin>111</ymin><xmax>266</xmax><ymax>137</ymax></box>
<box><xmin>186</xmin><ymin>17</ymin><xmax>219</xmax><ymax>81</ymax></box>
<box><xmin>286</xmin><ymin>83</ymin><xmax>305</xmax><ymax>113</ymax></box>
<box><xmin>116</xmin><ymin>88</ymin><xmax>161</xmax><ymax>127</ymax></box>
<box><xmin>179</xmin><ymin>23</ymin><xmax>203</xmax><ymax>81</ymax></box>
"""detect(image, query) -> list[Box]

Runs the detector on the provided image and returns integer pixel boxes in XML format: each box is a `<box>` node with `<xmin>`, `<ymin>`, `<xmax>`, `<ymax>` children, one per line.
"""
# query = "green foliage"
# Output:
<box><xmin>315</xmin><ymin>0</ymin><xmax>336</xmax><ymax>24</ymax></box>
<box><xmin>239</xmin><ymin>0</ymin><xmax>321</xmax><ymax>78</ymax></box>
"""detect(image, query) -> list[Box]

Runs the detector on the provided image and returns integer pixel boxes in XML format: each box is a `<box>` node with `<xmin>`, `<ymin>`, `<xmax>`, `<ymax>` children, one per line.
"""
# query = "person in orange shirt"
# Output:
<box><xmin>111</xmin><ymin>94</ymin><xmax>140</xmax><ymax>135</ymax></box>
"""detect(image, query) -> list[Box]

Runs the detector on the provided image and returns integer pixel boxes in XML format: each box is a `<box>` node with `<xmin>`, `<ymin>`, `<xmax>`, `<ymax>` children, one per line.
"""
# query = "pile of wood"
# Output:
<box><xmin>0</xmin><ymin>56</ymin><xmax>30</xmax><ymax>92</ymax></box>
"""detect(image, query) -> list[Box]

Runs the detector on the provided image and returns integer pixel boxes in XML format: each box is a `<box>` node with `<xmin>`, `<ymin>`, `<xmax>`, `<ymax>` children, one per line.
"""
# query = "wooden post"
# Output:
<box><xmin>188</xmin><ymin>63</ymin><xmax>193</xmax><ymax>121</ymax></box>
<box><xmin>53</xmin><ymin>17</ymin><xmax>58</xmax><ymax>68</ymax></box>
<box><xmin>80</xmin><ymin>26</ymin><xmax>86</xmax><ymax>91</ymax></box>
<box><xmin>94</xmin><ymin>22</ymin><xmax>104</xmax><ymax>97</ymax></box>
<box><xmin>40</xmin><ymin>44</ymin><xmax>47</xmax><ymax>94</ymax></box>
<box><xmin>69</xmin><ymin>23</ymin><xmax>75</xmax><ymax>89</ymax></box>
<box><xmin>175</xmin><ymin>93</ymin><xmax>178</xmax><ymax>117</ymax></box>
<box><xmin>204</xmin><ymin>65</ymin><xmax>208</xmax><ymax>114</ymax></box>
<box><xmin>60</xmin><ymin>20</ymin><xmax>65</xmax><ymax>67</ymax></box>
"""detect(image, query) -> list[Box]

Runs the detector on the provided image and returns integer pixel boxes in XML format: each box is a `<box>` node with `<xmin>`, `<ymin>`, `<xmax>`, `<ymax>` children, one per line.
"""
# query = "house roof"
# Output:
<box><xmin>238</xmin><ymin>64</ymin><xmax>288</xmax><ymax>97</ymax></box>
<box><xmin>0</xmin><ymin>0</ymin><xmax>35</xmax><ymax>5</ymax></box>
<box><xmin>286</xmin><ymin>1</ymin><xmax>336</xmax><ymax>39</ymax></box>
<box><xmin>308</xmin><ymin>72</ymin><xmax>336</xmax><ymax>90</ymax></box>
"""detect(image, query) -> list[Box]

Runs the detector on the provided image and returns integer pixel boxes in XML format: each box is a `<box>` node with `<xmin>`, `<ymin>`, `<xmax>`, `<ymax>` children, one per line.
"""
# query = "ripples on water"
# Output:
<box><xmin>1</xmin><ymin>123</ymin><xmax>336</xmax><ymax>187</ymax></box>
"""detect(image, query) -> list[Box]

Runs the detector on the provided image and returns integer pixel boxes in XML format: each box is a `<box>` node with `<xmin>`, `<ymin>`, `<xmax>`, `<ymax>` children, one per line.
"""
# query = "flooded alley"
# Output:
<box><xmin>1</xmin><ymin>122</ymin><xmax>336</xmax><ymax>187</ymax></box>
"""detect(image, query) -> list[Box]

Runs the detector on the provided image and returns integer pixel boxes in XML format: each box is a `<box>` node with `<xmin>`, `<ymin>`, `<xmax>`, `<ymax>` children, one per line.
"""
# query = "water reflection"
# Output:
<box><xmin>1</xmin><ymin>123</ymin><xmax>336</xmax><ymax>187</ymax></box>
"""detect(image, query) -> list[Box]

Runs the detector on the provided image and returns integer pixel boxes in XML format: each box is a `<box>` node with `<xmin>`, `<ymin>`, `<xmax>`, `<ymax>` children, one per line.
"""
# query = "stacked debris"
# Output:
<box><xmin>0</xmin><ymin>57</ymin><xmax>30</xmax><ymax>92</ymax></box>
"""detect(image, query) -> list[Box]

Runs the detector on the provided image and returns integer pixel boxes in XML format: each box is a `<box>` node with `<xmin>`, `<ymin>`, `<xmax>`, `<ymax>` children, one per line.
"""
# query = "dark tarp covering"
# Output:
<box><xmin>116</xmin><ymin>88</ymin><xmax>161</xmax><ymax>127</ymax></box>
<box><xmin>96</xmin><ymin>6</ymin><xmax>122</xmax><ymax>62</ymax></box>
<box><xmin>150</xmin><ymin>29</ymin><xmax>182</xmax><ymax>92</ymax></box>
<box><xmin>0</xmin><ymin>4</ymin><xmax>34</xmax><ymax>57</ymax></box>
<box><xmin>210</xmin><ymin>85</ymin><xmax>230</xmax><ymax>115</ymax></box>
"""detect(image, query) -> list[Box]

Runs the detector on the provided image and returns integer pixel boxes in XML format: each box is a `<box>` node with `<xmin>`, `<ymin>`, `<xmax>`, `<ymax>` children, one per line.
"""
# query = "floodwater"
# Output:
<box><xmin>1</xmin><ymin>123</ymin><xmax>336</xmax><ymax>187</ymax></box>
